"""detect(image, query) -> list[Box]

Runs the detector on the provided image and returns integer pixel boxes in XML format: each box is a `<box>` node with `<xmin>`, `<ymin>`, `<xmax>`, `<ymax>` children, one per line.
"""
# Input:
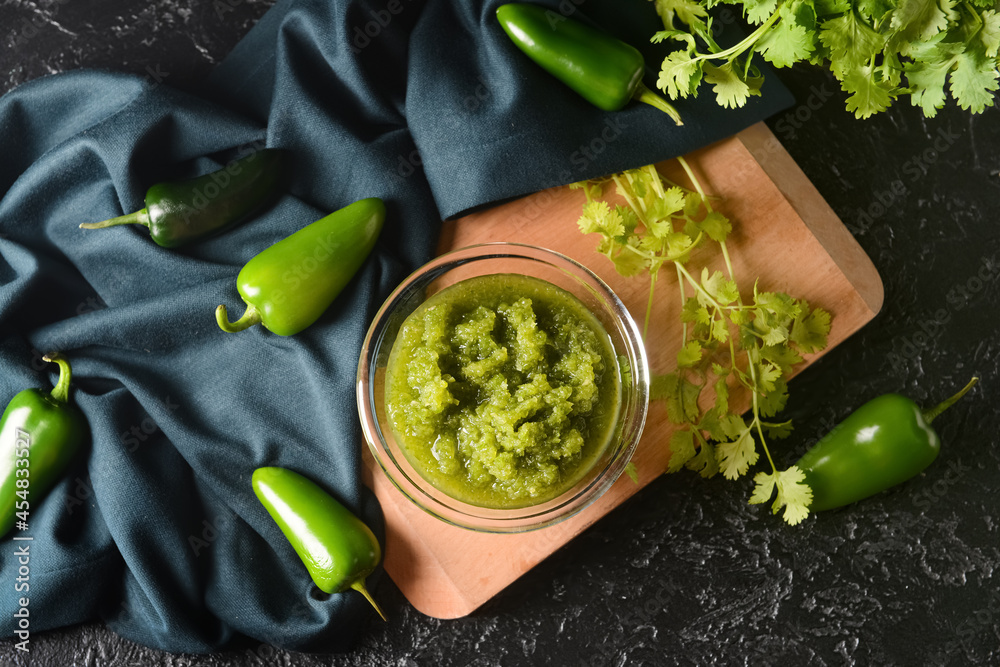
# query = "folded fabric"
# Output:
<box><xmin>0</xmin><ymin>0</ymin><xmax>793</xmax><ymax>654</ymax></box>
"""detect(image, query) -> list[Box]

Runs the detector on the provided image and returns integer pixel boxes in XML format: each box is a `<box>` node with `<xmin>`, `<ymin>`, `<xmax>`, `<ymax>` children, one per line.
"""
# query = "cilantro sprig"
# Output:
<box><xmin>651</xmin><ymin>0</ymin><xmax>1000</xmax><ymax>118</ymax></box>
<box><xmin>573</xmin><ymin>162</ymin><xmax>832</xmax><ymax>524</ymax></box>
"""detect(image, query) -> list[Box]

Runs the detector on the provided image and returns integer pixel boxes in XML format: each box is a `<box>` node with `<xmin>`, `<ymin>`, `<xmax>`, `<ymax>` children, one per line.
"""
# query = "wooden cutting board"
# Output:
<box><xmin>360</xmin><ymin>122</ymin><xmax>884</xmax><ymax>619</ymax></box>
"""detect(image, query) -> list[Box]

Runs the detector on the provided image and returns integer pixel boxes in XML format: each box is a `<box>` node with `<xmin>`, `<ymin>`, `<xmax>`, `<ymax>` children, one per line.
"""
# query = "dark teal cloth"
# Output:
<box><xmin>0</xmin><ymin>0</ymin><xmax>793</xmax><ymax>654</ymax></box>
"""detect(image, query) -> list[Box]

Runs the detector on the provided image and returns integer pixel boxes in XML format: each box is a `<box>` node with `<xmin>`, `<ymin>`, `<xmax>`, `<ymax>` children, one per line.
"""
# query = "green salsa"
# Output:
<box><xmin>383</xmin><ymin>274</ymin><xmax>622</xmax><ymax>509</ymax></box>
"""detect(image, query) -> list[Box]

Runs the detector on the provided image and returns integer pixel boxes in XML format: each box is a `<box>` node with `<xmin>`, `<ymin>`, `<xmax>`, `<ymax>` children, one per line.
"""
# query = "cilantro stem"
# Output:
<box><xmin>720</xmin><ymin>241</ymin><xmax>737</xmax><ymax>286</ymax></box>
<box><xmin>676</xmin><ymin>157</ymin><xmax>704</xmax><ymax>200</ymax></box>
<box><xmin>676</xmin><ymin>262</ymin><xmax>688</xmax><ymax>342</ymax></box>
<box><xmin>646</xmin><ymin>164</ymin><xmax>666</xmax><ymax>198</ymax></box>
<box><xmin>684</xmin><ymin>9</ymin><xmax>781</xmax><ymax>65</ymax></box>
<box><xmin>612</xmin><ymin>174</ymin><xmax>647</xmax><ymax>226</ymax></box>
<box><xmin>745</xmin><ymin>348</ymin><xmax>780</xmax><ymax>476</ymax></box>
<box><xmin>675</xmin><ymin>263</ymin><xmax>723</xmax><ymax>310</ymax></box>
<box><xmin>677</xmin><ymin>157</ymin><xmax>741</xmax><ymax>304</ymax></box>
<box><xmin>960</xmin><ymin>0</ymin><xmax>983</xmax><ymax>26</ymax></box>
<box><xmin>644</xmin><ymin>272</ymin><xmax>657</xmax><ymax>340</ymax></box>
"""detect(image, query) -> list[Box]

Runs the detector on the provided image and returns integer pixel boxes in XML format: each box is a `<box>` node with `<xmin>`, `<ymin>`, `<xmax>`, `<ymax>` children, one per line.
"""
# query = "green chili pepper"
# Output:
<box><xmin>79</xmin><ymin>148</ymin><xmax>285</xmax><ymax>248</ymax></box>
<box><xmin>0</xmin><ymin>355</ymin><xmax>88</xmax><ymax>538</ymax></box>
<box><xmin>797</xmin><ymin>377</ymin><xmax>979</xmax><ymax>512</ymax></box>
<box><xmin>216</xmin><ymin>197</ymin><xmax>385</xmax><ymax>336</ymax></box>
<box><xmin>251</xmin><ymin>466</ymin><xmax>385</xmax><ymax>620</ymax></box>
<box><xmin>496</xmin><ymin>3</ymin><xmax>683</xmax><ymax>125</ymax></box>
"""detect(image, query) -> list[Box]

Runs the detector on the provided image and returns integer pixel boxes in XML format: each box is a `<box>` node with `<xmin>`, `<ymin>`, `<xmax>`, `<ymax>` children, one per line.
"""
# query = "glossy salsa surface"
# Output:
<box><xmin>384</xmin><ymin>274</ymin><xmax>622</xmax><ymax>509</ymax></box>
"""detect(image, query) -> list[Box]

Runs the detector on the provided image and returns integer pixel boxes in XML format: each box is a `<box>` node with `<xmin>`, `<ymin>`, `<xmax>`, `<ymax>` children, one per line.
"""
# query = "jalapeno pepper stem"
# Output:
<box><xmin>41</xmin><ymin>353</ymin><xmax>73</xmax><ymax>404</ymax></box>
<box><xmin>216</xmin><ymin>303</ymin><xmax>262</xmax><ymax>333</ymax></box>
<box><xmin>634</xmin><ymin>81</ymin><xmax>684</xmax><ymax>126</ymax></box>
<box><xmin>79</xmin><ymin>208</ymin><xmax>151</xmax><ymax>230</ymax></box>
<box><xmin>922</xmin><ymin>376</ymin><xmax>979</xmax><ymax>424</ymax></box>
<box><xmin>350</xmin><ymin>580</ymin><xmax>387</xmax><ymax>621</ymax></box>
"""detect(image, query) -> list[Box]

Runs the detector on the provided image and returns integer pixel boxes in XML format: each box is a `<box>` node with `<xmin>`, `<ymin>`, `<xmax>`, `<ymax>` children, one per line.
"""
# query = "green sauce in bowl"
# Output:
<box><xmin>384</xmin><ymin>274</ymin><xmax>622</xmax><ymax>509</ymax></box>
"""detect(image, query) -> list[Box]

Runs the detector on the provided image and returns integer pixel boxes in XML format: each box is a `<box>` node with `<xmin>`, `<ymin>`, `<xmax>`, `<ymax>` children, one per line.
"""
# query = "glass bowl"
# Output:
<box><xmin>356</xmin><ymin>243</ymin><xmax>649</xmax><ymax>533</ymax></box>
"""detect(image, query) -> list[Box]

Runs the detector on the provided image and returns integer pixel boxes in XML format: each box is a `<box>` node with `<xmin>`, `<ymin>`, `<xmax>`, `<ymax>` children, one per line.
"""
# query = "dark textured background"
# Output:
<box><xmin>1</xmin><ymin>0</ymin><xmax>998</xmax><ymax>665</ymax></box>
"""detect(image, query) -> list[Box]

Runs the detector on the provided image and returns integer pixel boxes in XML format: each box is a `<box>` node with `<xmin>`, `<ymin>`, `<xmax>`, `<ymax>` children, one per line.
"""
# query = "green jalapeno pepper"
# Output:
<box><xmin>496</xmin><ymin>3</ymin><xmax>683</xmax><ymax>125</ymax></box>
<box><xmin>216</xmin><ymin>196</ymin><xmax>385</xmax><ymax>336</ymax></box>
<box><xmin>0</xmin><ymin>355</ymin><xmax>88</xmax><ymax>538</ymax></box>
<box><xmin>251</xmin><ymin>466</ymin><xmax>385</xmax><ymax>620</ymax></box>
<box><xmin>80</xmin><ymin>148</ymin><xmax>285</xmax><ymax>248</ymax></box>
<box><xmin>798</xmin><ymin>377</ymin><xmax>979</xmax><ymax>512</ymax></box>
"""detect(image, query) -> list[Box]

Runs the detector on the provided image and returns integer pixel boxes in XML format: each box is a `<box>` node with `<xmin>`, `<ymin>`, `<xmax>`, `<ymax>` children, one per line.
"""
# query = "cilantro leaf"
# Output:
<box><xmin>790</xmin><ymin>305</ymin><xmax>832</xmax><ymax>352</ymax></box>
<box><xmin>842</xmin><ymin>62</ymin><xmax>898</xmax><ymax>119</ymax></box>
<box><xmin>658</xmin><ymin>50</ymin><xmax>705</xmax><ymax>99</ymax></box>
<box><xmin>950</xmin><ymin>42</ymin><xmax>1000</xmax><ymax>113</ymax></box>
<box><xmin>890</xmin><ymin>0</ymin><xmax>956</xmax><ymax>43</ymax></box>
<box><xmin>652</xmin><ymin>372</ymin><xmax>702</xmax><ymax>424</ymax></box>
<box><xmin>749</xmin><ymin>470</ymin><xmax>777</xmax><ymax>504</ymax></box>
<box><xmin>701</xmin><ymin>268</ymin><xmax>741</xmax><ymax>306</ymax></box>
<box><xmin>756</xmin><ymin>17</ymin><xmax>816</xmax><ymax>68</ymax></box>
<box><xmin>720</xmin><ymin>413</ymin><xmax>749</xmax><ymax>439</ymax></box>
<box><xmin>654</xmin><ymin>0</ymin><xmax>710</xmax><ymax>28</ymax></box>
<box><xmin>667</xmin><ymin>429</ymin><xmax>697</xmax><ymax>472</ymax></box>
<box><xmin>677</xmin><ymin>340</ymin><xmax>705</xmax><ymax>368</ymax></box>
<box><xmin>743</xmin><ymin>0</ymin><xmax>780</xmax><ymax>25</ymax></box>
<box><xmin>856</xmin><ymin>0</ymin><xmax>894</xmax><ymax>21</ymax></box>
<box><xmin>685</xmin><ymin>441</ymin><xmax>719</xmax><ymax>477</ymax></box>
<box><xmin>716</xmin><ymin>428</ymin><xmax>759</xmax><ymax>479</ymax></box>
<box><xmin>760</xmin><ymin>344</ymin><xmax>804</xmax><ymax>374</ymax></box>
<box><xmin>754</xmin><ymin>289</ymin><xmax>797</xmax><ymax>316</ymax></box>
<box><xmin>611</xmin><ymin>244</ymin><xmax>650</xmax><ymax>277</ymax></box>
<box><xmin>753</xmin><ymin>361</ymin><xmax>783</xmax><ymax>395</ymax></box>
<box><xmin>905</xmin><ymin>57</ymin><xmax>953</xmax><ymax>117</ymax></box>
<box><xmin>752</xmin><ymin>466</ymin><xmax>814</xmax><ymax>525</ymax></box>
<box><xmin>714</xmin><ymin>375</ymin><xmax>730</xmax><ymax>416</ymax></box>
<box><xmin>710</xmin><ymin>317</ymin><xmax>731</xmax><ymax>343</ymax></box>
<box><xmin>764</xmin><ymin>419</ymin><xmax>794</xmax><ymax>439</ymax></box>
<box><xmin>651</xmin><ymin>29</ymin><xmax>698</xmax><ymax>50</ymax></box>
<box><xmin>698</xmin><ymin>211</ymin><xmax>733</xmax><ymax>243</ymax></box>
<box><xmin>703</xmin><ymin>60</ymin><xmax>762</xmax><ymax>109</ymax></box>
<box><xmin>819</xmin><ymin>10</ymin><xmax>886</xmax><ymax>79</ymax></box>
<box><xmin>981</xmin><ymin>10</ymin><xmax>1000</xmax><ymax>58</ymax></box>
<box><xmin>653</xmin><ymin>186</ymin><xmax>689</xmax><ymax>220</ymax></box>
<box><xmin>814</xmin><ymin>0</ymin><xmax>852</xmax><ymax>16</ymax></box>
<box><xmin>761</xmin><ymin>323</ymin><xmax>790</xmax><ymax>347</ymax></box>
<box><xmin>681</xmin><ymin>296</ymin><xmax>711</xmax><ymax>325</ymax></box>
<box><xmin>577</xmin><ymin>200</ymin><xmax>620</xmax><ymax>236</ymax></box>
<box><xmin>758</xmin><ymin>377</ymin><xmax>789</xmax><ymax>417</ymax></box>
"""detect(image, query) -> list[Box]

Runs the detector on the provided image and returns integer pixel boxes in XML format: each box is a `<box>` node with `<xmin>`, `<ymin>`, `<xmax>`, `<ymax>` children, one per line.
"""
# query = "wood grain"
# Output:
<box><xmin>361</xmin><ymin>122</ymin><xmax>884</xmax><ymax>619</ymax></box>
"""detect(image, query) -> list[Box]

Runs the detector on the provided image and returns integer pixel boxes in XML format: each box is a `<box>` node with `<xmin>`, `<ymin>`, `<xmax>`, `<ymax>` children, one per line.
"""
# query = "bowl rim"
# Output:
<box><xmin>356</xmin><ymin>242</ymin><xmax>650</xmax><ymax>533</ymax></box>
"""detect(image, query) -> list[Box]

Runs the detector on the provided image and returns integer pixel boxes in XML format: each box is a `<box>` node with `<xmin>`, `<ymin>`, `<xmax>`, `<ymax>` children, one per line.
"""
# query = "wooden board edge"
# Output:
<box><xmin>735</xmin><ymin>122</ymin><xmax>885</xmax><ymax>318</ymax></box>
<box><xmin>362</xmin><ymin>453</ymin><xmax>485</xmax><ymax>619</ymax></box>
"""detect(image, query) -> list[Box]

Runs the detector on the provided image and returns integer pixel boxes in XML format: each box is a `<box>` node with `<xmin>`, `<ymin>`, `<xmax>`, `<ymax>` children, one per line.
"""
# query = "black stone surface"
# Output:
<box><xmin>1</xmin><ymin>1</ymin><xmax>999</xmax><ymax>665</ymax></box>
